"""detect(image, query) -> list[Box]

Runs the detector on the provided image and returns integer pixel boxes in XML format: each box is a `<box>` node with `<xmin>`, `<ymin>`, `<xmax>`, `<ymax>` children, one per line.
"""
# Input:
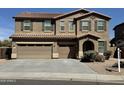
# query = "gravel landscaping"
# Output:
<box><xmin>86</xmin><ymin>58</ymin><xmax>124</xmax><ymax>75</ymax></box>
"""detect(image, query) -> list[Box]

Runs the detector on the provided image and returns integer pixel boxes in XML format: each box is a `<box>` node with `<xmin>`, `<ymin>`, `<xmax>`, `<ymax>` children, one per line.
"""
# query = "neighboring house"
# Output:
<box><xmin>10</xmin><ymin>9</ymin><xmax>111</xmax><ymax>59</ymax></box>
<box><xmin>111</xmin><ymin>23</ymin><xmax>124</xmax><ymax>58</ymax></box>
<box><xmin>113</xmin><ymin>23</ymin><xmax>124</xmax><ymax>47</ymax></box>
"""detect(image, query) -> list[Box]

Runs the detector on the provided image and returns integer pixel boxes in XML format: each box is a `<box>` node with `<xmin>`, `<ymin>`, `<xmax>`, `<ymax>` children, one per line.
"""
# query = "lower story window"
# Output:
<box><xmin>98</xmin><ymin>41</ymin><xmax>106</xmax><ymax>53</ymax></box>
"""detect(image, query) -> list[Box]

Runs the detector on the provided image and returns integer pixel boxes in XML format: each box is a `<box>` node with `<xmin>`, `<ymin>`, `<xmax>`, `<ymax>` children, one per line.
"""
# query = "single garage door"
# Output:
<box><xmin>59</xmin><ymin>45</ymin><xmax>76</xmax><ymax>59</ymax></box>
<box><xmin>17</xmin><ymin>44</ymin><xmax>52</xmax><ymax>59</ymax></box>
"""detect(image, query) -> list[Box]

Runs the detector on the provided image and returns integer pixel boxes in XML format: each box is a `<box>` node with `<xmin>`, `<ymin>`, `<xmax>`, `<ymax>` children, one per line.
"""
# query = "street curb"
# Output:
<box><xmin>0</xmin><ymin>72</ymin><xmax>124</xmax><ymax>84</ymax></box>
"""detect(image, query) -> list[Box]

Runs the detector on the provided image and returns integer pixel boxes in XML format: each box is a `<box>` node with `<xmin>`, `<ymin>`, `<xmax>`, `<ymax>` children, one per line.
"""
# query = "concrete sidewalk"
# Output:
<box><xmin>0</xmin><ymin>72</ymin><xmax>124</xmax><ymax>84</ymax></box>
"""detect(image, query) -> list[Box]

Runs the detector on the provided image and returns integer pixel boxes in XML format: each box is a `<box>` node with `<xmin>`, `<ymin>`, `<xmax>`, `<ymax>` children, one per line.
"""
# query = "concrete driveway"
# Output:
<box><xmin>0</xmin><ymin>59</ymin><xmax>96</xmax><ymax>74</ymax></box>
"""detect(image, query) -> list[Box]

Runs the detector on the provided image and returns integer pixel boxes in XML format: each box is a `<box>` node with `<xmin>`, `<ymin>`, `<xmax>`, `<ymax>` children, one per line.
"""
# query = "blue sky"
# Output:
<box><xmin>0</xmin><ymin>8</ymin><xmax>124</xmax><ymax>40</ymax></box>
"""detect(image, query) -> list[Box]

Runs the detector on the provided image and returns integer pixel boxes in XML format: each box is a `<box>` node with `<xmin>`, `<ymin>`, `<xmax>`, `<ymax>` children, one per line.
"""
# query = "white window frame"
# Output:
<box><xmin>81</xmin><ymin>20</ymin><xmax>90</xmax><ymax>31</ymax></box>
<box><xmin>23</xmin><ymin>20</ymin><xmax>31</xmax><ymax>31</ymax></box>
<box><xmin>98</xmin><ymin>41</ymin><xmax>106</xmax><ymax>53</ymax></box>
<box><xmin>69</xmin><ymin>21</ymin><xmax>74</xmax><ymax>32</ymax></box>
<box><xmin>97</xmin><ymin>20</ymin><xmax>105</xmax><ymax>32</ymax></box>
<box><xmin>44</xmin><ymin>20</ymin><xmax>52</xmax><ymax>31</ymax></box>
<box><xmin>60</xmin><ymin>21</ymin><xmax>65</xmax><ymax>32</ymax></box>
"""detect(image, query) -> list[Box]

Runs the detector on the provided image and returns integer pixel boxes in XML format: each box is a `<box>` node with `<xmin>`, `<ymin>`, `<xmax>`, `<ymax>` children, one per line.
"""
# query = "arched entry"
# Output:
<box><xmin>83</xmin><ymin>40</ymin><xmax>94</xmax><ymax>52</ymax></box>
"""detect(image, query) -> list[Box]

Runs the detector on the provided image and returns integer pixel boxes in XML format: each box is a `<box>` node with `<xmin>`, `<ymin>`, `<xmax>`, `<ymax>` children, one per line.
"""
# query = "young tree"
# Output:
<box><xmin>1</xmin><ymin>39</ymin><xmax>12</xmax><ymax>47</ymax></box>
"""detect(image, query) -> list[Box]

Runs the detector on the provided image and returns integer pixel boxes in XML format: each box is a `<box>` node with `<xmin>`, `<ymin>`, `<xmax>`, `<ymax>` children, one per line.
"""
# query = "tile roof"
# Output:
<box><xmin>13</xmin><ymin>9</ymin><xmax>111</xmax><ymax>20</ymax></box>
<box><xmin>54</xmin><ymin>8</ymin><xmax>90</xmax><ymax>19</ymax></box>
<box><xmin>75</xmin><ymin>12</ymin><xmax>111</xmax><ymax>20</ymax></box>
<box><xmin>13</xmin><ymin>9</ymin><xmax>89</xmax><ymax>19</ymax></box>
<box><xmin>13</xmin><ymin>12</ymin><xmax>62</xmax><ymax>19</ymax></box>
<box><xmin>10</xmin><ymin>34</ymin><xmax>77</xmax><ymax>39</ymax></box>
<box><xmin>10</xmin><ymin>34</ymin><xmax>101</xmax><ymax>39</ymax></box>
<box><xmin>77</xmin><ymin>34</ymin><xmax>101</xmax><ymax>39</ymax></box>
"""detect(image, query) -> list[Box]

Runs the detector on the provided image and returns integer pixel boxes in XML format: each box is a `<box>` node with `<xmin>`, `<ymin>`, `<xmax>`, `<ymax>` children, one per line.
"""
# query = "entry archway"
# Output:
<box><xmin>83</xmin><ymin>40</ymin><xmax>94</xmax><ymax>52</ymax></box>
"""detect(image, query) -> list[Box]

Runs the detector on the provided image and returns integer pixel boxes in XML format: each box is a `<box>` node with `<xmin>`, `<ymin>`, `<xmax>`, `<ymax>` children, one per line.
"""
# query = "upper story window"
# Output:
<box><xmin>23</xmin><ymin>20</ymin><xmax>32</xmax><ymax>31</ymax></box>
<box><xmin>60</xmin><ymin>21</ymin><xmax>64</xmax><ymax>31</ymax></box>
<box><xmin>96</xmin><ymin>20</ymin><xmax>106</xmax><ymax>31</ymax></box>
<box><xmin>44</xmin><ymin>20</ymin><xmax>52</xmax><ymax>31</ymax></box>
<box><xmin>80</xmin><ymin>20</ymin><xmax>91</xmax><ymax>31</ymax></box>
<box><xmin>69</xmin><ymin>21</ymin><xmax>74</xmax><ymax>32</ymax></box>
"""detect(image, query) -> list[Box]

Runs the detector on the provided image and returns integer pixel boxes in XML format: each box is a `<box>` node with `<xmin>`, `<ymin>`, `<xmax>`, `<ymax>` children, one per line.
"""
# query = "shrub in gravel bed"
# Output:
<box><xmin>80</xmin><ymin>50</ymin><xmax>98</xmax><ymax>62</ymax></box>
<box><xmin>112</xmin><ymin>61</ymin><xmax>124</xmax><ymax>68</ymax></box>
<box><xmin>104</xmin><ymin>50</ymin><xmax>112</xmax><ymax>60</ymax></box>
<box><xmin>95</xmin><ymin>55</ymin><xmax>105</xmax><ymax>62</ymax></box>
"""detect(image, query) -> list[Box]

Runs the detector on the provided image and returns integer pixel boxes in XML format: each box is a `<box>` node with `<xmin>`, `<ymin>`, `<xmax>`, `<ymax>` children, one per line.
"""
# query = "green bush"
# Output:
<box><xmin>104</xmin><ymin>50</ymin><xmax>112</xmax><ymax>60</ymax></box>
<box><xmin>95</xmin><ymin>55</ymin><xmax>105</xmax><ymax>62</ymax></box>
<box><xmin>81</xmin><ymin>50</ymin><xmax>98</xmax><ymax>62</ymax></box>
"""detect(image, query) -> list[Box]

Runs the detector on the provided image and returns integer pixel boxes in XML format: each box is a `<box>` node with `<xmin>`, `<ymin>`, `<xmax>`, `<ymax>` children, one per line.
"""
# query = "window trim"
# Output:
<box><xmin>98</xmin><ymin>41</ymin><xmax>107</xmax><ymax>53</ymax></box>
<box><xmin>23</xmin><ymin>20</ymin><xmax>32</xmax><ymax>31</ymax></box>
<box><xmin>68</xmin><ymin>21</ymin><xmax>75</xmax><ymax>32</ymax></box>
<box><xmin>96</xmin><ymin>20</ymin><xmax>106</xmax><ymax>32</ymax></box>
<box><xmin>80</xmin><ymin>20</ymin><xmax>91</xmax><ymax>31</ymax></box>
<box><xmin>43</xmin><ymin>20</ymin><xmax>53</xmax><ymax>32</ymax></box>
<box><xmin>60</xmin><ymin>21</ymin><xmax>65</xmax><ymax>32</ymax></box>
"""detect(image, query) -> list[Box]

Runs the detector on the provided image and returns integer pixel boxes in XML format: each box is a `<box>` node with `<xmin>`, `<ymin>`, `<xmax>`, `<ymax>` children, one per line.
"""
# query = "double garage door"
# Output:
<box><xmin>17</xmin><ymin>44</ymin><xmax>52</xmax><ymax>59</ymax></box>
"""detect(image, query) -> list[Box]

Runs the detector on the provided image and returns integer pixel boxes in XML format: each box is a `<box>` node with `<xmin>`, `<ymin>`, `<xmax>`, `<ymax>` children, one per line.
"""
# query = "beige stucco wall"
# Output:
<box><xmin>77</xmin><ymin>16</ymin><xmax>110</xmax><ymax>51</ymax></box>
<box><xmin>56</xmin><ymin>13</ymin><xmax>86</xmax><ymax>36</ymax></box>
<box><xmin>77</xmin><ymin>16</ymin><xmax>109</xmax><ymax>39</ymax></box>
<box><xmin>15</xmin><ymin>20</ymin><xmax>54</xmax><ymax>35</ymax></box>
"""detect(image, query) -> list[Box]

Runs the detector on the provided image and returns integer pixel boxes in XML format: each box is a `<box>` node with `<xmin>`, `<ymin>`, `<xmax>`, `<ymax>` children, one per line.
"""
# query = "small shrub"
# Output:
<box><xmin>95</xmin><ymin>55</ymin><xmax>105</xmax><ymax>62</ymax></box>
<box><xmin>81</xmin><ymin>50</ymin><xmax>98</xmax><ymax>62</ymax></box>
<box><xmin>104</xmin><ymin>50</ymin><xmax>112</xmax><ymax>60</ymax></box>
<box><xmin>112</xmin><ymin>61</ymin><xmax>124</xmax><ymax>68</ymax></box>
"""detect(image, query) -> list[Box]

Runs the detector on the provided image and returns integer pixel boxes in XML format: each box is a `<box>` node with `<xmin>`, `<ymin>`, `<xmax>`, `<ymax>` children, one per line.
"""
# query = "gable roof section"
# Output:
<box><xmin>75</xmin><ymin>12</ymin><xmax>111</xmax><ymax>20</ymax></box>
<box><xmin>13</xmin><ymin>12</ymin><xmax>62</xmax><ymax>19</ymax></box>
<box><xmin>78</xmin><ymin>34</ymin><xmax>101</xmax><ymax>39</ymax></box>
<box><xmin>54</xmin><ymin>8</ymin><xmax>90</xmax><ymax>19</ymax></box>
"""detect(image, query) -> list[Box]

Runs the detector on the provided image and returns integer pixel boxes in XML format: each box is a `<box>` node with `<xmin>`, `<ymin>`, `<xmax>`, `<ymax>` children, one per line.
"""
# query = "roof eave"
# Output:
<box><xmin>13</xmin><ymin>17</ymin><xmax>54</xmax><ymax>19</ymax></box>
<box><xmin>54</xmin><ymin>8</ymin><xmax>90</xmax><ymax>19</ymax></box>
<box><xmin>75</xmin><ymin>12</ymin><xmax>111</xmax><ymax>21</ymax></box>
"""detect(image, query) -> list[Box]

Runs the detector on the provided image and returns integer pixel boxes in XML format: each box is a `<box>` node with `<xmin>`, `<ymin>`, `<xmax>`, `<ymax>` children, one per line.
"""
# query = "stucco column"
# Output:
<box><xmin>52</xmin><ymin>42</ymin><xmax>59</xmax><ymax>59</ymax></box>
<box><xmin>94</xmin><ymin>40</ymin><xmax>98</xmax><ymax>52</ymax></box>
<box><xmin>78</xmin><ymin>40</ymin><xmax>83</xmax><ymax>59</ymax></box>
<box><xmin>11</xmin><ymin>42</ymin><xmax>17</xmax><ymax>59</ymax></box>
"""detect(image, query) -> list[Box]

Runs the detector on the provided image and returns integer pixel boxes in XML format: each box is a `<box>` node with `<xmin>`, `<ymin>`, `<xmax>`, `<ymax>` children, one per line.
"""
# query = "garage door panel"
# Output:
<box><xmin>59</xmin><ymin>45</ymin><xmax>76</xmax><ymax>59</ymax></box>
<box><xmin>17</xmin><ymin>45</ymin><xmax>52</xmax><ymax>59</ymax></box>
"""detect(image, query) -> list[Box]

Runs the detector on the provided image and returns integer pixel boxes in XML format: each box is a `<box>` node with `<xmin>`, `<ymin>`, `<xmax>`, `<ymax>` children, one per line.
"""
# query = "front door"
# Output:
<box><xmin>83</xmin><ymin>40</ymin><xmax>94</xmax><ymax>52</ymax></box>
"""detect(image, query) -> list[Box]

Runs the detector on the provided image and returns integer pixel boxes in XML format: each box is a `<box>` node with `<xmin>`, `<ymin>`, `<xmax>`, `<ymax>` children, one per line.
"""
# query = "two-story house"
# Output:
<box><xmin>10</xmin><ymin>9</ymin><xmax>111</xmax><ymax>59</ymax></box>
